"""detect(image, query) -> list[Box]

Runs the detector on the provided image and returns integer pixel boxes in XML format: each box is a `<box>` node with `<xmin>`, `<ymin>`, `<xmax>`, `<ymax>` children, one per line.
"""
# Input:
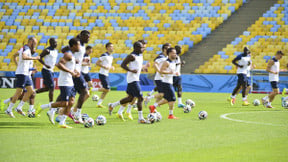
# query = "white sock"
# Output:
<box><xmin>112</xmin><ymin>101</ymin><xmax>120</xmax><ymax>107</ymax></box>
<box><xmin>138</xmin><ymin>111</ymin><xmax>144</xmax><ymax>120</ymax></box>
<box><xmin>169</xmin><ymin>110</ymin><xmax>173</xmax><ymax>115</ymax></box>
<box><xmin>178</xmin><ymin>97</ymin><xmax>182</xmax><ymax>104</ymax></box>
<box><xmin>4</xmin><ymin>98</ymin><xmax>10</xmax><ymax>104</ymax></box>
<box><xmin>153</xmin><ymin>102</ymin><xmax>158</xmax><ymax>108</ymax></box>
<box><xmin>92</xmin><ymin>88</ymin><xmax>99</xmax><ymax>91</ymax></box>
<box><xmin>149</xmin><ymin>89</ymin><xmax>154</xmax><ymax>95</ymax></box>
<box><xmin>97</xmin><ymin>99</ymin><xmax>103</xmax><ymax>105</ymax></box>
<box><xmin>41</xmin><ymin>103</ymin><xmax>51</xmax><ymax>109</ymax></box>
<box><xmin>118</xmin><ymin>105</ymin><xmax>125</xmax><ymax>115</ymax></box>
<box><xmin>29</xmin><ymin>105</ymin><xmax>34</xmax><ymax>111</ymax></box>
<box><xmin>76</xmin><ymin>108</ymin><xmax>81</xmax><ymax>115</ymax></box>
<box><xmin>50</xmin><ymin>108</ymin><xmax>57</xmax><ymax>112</ymax></box>
<box><xmin>242</xmin><ymin>96</ymin><xmax>247</xmax><ymax>101</ymax></box>
<box><xmin>148</xmin><ymin>95</ymin><xmax>154</xmax><ymax>100</ymax></box>
<box><xmin>7</xmin><ymin>102</ymin><xmax>15</xmax><ymax>112</ymax></box>
<box><xmin>283</xmin><ymin>97</ymin><xmax>288</xmax><ymax>101</ymax></box>
<box><xmin>126</xmin><ymin>104</ymin><xmax>133</xmax><ymax>113</ymax></box>
<box><xmin>231</xmin><ymin>95</ymin><xmax>236</xmax><ymax>98</ymax></box>
<box><xmin>16</xmin><ymin>101</ymin><xmax>25</xmax><ymax>110</ymax></box>
<box><xmin>263</xmin><ymin>96</ymin><xmax>269</xmax><ymax>100</ymax></box>
<box><xmin>267</xmin><ymin>102</ymin><xmax>271</xmax><ymax>106</ymax></box>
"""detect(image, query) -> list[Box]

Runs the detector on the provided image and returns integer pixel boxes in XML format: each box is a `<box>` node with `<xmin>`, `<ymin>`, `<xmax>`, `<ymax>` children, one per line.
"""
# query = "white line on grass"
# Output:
<box><xmin>220</xmin><ymin>111</ymin><xmax>288</xmax><ymax>127</ymax></box>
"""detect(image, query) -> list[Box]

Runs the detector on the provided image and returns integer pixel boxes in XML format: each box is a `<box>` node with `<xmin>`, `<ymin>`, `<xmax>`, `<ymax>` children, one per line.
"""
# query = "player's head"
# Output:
<box><xmin>138</xmin><ymin>40</ymin><xmax>147</xmax><ymax>51</ymax></box>
<box><xmin>133</xmin><ymin>41</ymin><xmax>144</xmax><ymax>54</ymax></box>
<box><xmin>275</xmin><ymin>50</ymin><xmax>284</xmax><ymax>60</ymax></box>
<box><xmin>69</xmin><ymin>38</ymin><xmax>80</xmax><ymax>52</ymax></box>
<box><xmin>105</xmin><ymin>42</ymin><xmax>114</xmax><ymax>53</ymax></box>
<box><xmin>167</xmin><ymin>47</ymin><xmax>177</xmax><ymax>60</ymax></box>
<box><xmin>79</xmin><ymin>30</ymin><xmax>90</xmax><ymax>44</ymax></box>
<box><xmin>175</xmin><ymin>45</ymin><xmax>182</xmax><ymax>55</ymax></box>
<box><xmin>162</xmin><ymin>43</ymin><xmax>171</xmax><ymax>54</ymax></box>
<box><xmin>49</xmin><ymin>38</ymin><xmax>57</xmax><ymax>49</ymax></box>
<box><xmin>28</xmin><ymin>37</ymin><xmax>38</xmax><ymax>51</ymax></box>
<box><xmin>243</xmin><ymin>47</ymin><xmax>250</xmax><ymax>55</ymax></box>
<box><xmin>86</xmin><ymin>45</ymin><xmax>92</xmax><ymax>55</ymax></box>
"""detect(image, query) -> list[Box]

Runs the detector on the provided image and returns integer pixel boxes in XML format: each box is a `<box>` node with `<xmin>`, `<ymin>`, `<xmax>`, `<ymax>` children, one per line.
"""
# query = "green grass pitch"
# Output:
<box><xmin>0</xmin><ymin>89</ymin><xmax>287</xmax><ymax>162</ymax></box>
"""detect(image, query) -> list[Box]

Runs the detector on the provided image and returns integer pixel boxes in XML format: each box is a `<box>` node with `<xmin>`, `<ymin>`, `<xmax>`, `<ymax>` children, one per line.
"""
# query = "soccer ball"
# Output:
<box><xmin>186</xmin><ymin>99</ymin><xmax>195</xmax><ymax>108</ymax></box>
<box><xmin>27</xmin><ymin>110</ymin><xmax>35</xmax><ymax>118</ymax></box>
<box><xmin>147</xmin><ymin>113</ymin><xmax>156</xmax><ymax>123</ymax></box>
<box><xmin>81</xmin><ymin>113</ymin><xmax>89</xmax><ymax>122</ymax></box>
<box><xmin>183</xmin><ymin>105</ymin><xmax>192</xmax><ymax>113</ymax></box>
<box><xmin>253</xmin><ymin>99</ymin><xmax>260</xmax><ymax>106</ymax></box>
<box><xmin>84</xmin><ymin>117</ymin><xmax>94</xmax><ymax>128</ymax></box>
<box><xmin>283</xmin><ymin>101</ymin><xmax>288</xmax><ymax>109</ymax></box>
<box><xmin>154</xmin><ymin>112</ymin><xmax>162</xmax><ymax>122</ymax></box>
<box><xmin>95</xmin><ymin>115</ymin><xmax>107</xmax><ymax>125</ymax></box>
<box><xmin>92</xmin><ymin>94</ymin><xmax>99</xmax><ymax>101</ymax></box>
<box><xmin>55</xmin><ymin>116</ymin><xmax>60</xmax><ymax>123</ymax></box>
<box><xmin>198</xmin><ymin>111</ymin><xmax>208</xmax><ymax>120</ymax></box>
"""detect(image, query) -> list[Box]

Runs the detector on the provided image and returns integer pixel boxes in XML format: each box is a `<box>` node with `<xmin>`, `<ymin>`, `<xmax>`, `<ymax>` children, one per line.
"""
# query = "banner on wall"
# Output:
<box><xmin>34</xmin><ymin>78</ymin><xmax>103</xmax><ymax>89</ymax></box>
<box><xmin>0</xmin><ymin>77</ymin><xmax>16</xmax><ymax>88</ymax></box>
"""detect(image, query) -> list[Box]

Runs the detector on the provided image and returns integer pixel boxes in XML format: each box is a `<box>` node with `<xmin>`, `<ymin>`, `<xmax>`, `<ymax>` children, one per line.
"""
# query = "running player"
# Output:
<box><xmin>173</xmin><ymin>45</ymin><xmax>185</xmax><ymax>108</ymax></box>
<box><xmin>147</xmin><ymin>43</ymin><xmax>171</xmax><ymax>97</ymax></box>
<box><xmin>262</xmin><ymin>51</ymin><xmax>284</xmax><ymax>108</ymax></box>
<box><xmin>37</xmin><ymin>38</ymin><xmax>80</xmax><ymax>128</ymax></box>
<box><xmin>228</xmin><ymin>47</ymin><xmax>251</xmax><ymax>106</ymax></box>
<box><xmin>92</xmin><ymin>42</ymin><xmax>114</xmax><ymax>108</ymax></box>
<box><xmin>5</xmin><ymin>37</ymin><xmax>39</xmax><ymax>118</ymax></box>
<box><xmin>70</xmin><ymin>30</ymin><xmax>90</xmax><ymax>123</ymax></box>
<box><xmin>148</xmin><ymin>47</ymin><xmax>179</xmax><ymax>119</ymax></box>
<box><xmin>81</xmin><ymin>45</ymin><xmax>93</xmax><ymax>90</ymax></box>
<box><xmin>108</xmin><ymin>41</ymin><xmax>150</xmax><ymax>124</ymax></box>
<box><xmin>36</xmin><ymin>38</ymin><xmax>58</xmax><ymax>117</ymax></box>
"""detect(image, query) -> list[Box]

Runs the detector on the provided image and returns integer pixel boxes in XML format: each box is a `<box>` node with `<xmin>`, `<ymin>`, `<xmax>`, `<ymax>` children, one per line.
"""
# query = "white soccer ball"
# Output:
<box><xmin>283</xmin><ymin>101</ymin><xmax>288</xmax><ymax>109</ymax></box>
<box><xmin>253</xmin><ymin>99</ymin><xmax>260</xmax><ymax>106</ymax></box>
<box><xmin>186</xmin><ymin>99</ymin><xmax>195</xmax><ymax>108</ymax></box>
<box><xmin>147</xmin><ymin>113</ymin><xmax>156</xmax><ymax>123</ymax></box>
<box><xmin>84</xmin><ymin>117</ymin><xmax>94</xmax><ymax>128</ymax></box>
<box><xmin>198</xmin><ymin>111</ymin><xmax>208</xmax><ymax>120</ymax></box>
<box><xmin>81</xmin><ymin>113</ymin><xmax>89</xmax><ymax>122</ymax></box>
<box><xmin>92</xmin><ymin>94</ymin><xmax>99</xmax><ymax>101</ymax></box>
<box><xmin>183</xmin><ymin>105</ymin><xmax>192</xmax><ymax>113</ymax></box>
<box><xmin>154</xmin><ymin>112</ymin><xmax>162</xmax><ymax>122</ymax></box>
<box><xmin>95</xmin><ymin>115</ymin><xmax>107</xmax><ymax>125</ymax></box>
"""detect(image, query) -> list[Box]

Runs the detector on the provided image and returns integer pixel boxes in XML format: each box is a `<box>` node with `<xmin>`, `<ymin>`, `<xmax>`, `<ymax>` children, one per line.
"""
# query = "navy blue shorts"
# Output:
<box><xmin>73</xmin><ymin>74</ymin><xmax>87</xmax><ymax>94</ymax></box>
<box><xmin>246</xmin><ymin>77</ymin><xmax>251</xmax><ymax>87</ymax></box>
<box><xmin>162</xmin><ymin>82</ymin><xmax>176</xmax><ymax>102</ymax></box>
<box><xmin>126</xmin><ymin>81</ymin><xmax>142</xmax><ymax>97</ymax></box>
<box><xmin>270</xmin><ymin>81</ymin><xmax>279</xmax><ymax>89</ymax></box>
<box><xmin>155</xmin><ymin>80</ymin><xmax>164</xmax><ymax>93</ymax></box>
<box><xmin>42</xmin><ymin>68</ymin><xmax>54</xmax><ymax>88</ymax></box>
<box><xmin>173</xmin><ymin>76</ymin><xmax>182</xmax><ymax>90</ymax></box>
<box><xmin>82</xmin><ymin>72</ymin><xmax>91</xmax><ymax>82</ymax></box>
<box><xmin>59</xmin><ymin>86</ymin><xmax>75</xmax><ymax>101</ymax></box>
<box><xmin>15</xmin><ymin>74</ymin><xmax>33</xmax><ymax>88</ymax></box>
<box><xmin>237</xmin><ymin>74</ymin><xmax>247</xmax><ymax>85</ymax></box>
<box><xmin>99</xmin><ymin>73</ymin><xmax>110</xmax><ymax>89</ymax></box>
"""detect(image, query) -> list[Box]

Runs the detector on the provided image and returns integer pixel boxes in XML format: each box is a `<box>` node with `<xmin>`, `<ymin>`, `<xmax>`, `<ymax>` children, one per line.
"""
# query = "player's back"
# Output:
<box><xmin>74</xmin><ymin>44</ymin><xmax>85</xmax><ymax>72</ymax></box>
<box><xmin>43</xmin><ymin>46</ymin><xmax>58</xmax><ymax>71</ymax></box>
<box><xmin>269</xmin><ymin>57</ymin><xmax>280</xmax><ymax>82</ymax></box>
<box><xmin>235</xmin><ymin>53</ymin><xmax>251</xmax><ymax>74</ymax></box>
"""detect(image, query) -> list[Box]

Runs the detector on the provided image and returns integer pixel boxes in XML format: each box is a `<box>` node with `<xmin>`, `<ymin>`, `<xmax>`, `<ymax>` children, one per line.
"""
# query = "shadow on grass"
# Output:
<box><xmin>0</xmin><ymin>121</ymin><xmax>46</xmax><ymax>128</ymax></box>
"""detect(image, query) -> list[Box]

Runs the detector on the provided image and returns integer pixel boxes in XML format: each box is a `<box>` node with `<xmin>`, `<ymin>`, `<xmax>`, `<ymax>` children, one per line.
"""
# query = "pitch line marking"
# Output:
<box><xmin>220</xmin><ymin>111</ymin><xmax>288</xmax><ymax>127</ymax></box>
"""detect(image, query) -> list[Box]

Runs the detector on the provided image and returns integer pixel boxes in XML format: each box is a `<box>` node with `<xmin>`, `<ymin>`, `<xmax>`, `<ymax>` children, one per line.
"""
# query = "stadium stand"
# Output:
<box><xmin>0</xmin><ymin>0</ymin><xmax>247</xmax><ymax>73</ymax></box>
<box><xmin>195</xmin><ymin>0</ymin><xmax>288</xmax><ymax>74</ymax></box>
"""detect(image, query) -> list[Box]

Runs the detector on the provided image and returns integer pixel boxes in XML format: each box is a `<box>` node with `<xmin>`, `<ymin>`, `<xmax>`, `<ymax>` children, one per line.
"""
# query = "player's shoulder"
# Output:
<box><xmin>23</xmin><ymin>45</ymin><xmax>30</xmax><ymax>51</ymax></box>
<box><xmin>272</xmin><ymin>57</ymin><xmax>278</xmax><ymax>62</ymax></box>
<box><xmin>100</xmin><ymin>52</ymin><xmax>109</xmax><ymax>57</ymax></box>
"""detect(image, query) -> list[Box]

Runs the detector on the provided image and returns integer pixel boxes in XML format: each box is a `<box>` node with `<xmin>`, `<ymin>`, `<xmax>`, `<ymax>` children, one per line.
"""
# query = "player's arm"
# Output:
<box><xmin>82</xmin><ymin>59</ymin><xmax>90</xmax><ymax>66</ymax></box>
<box><xmin>22</xmin><ymin>51</ymin><xmax>40</xmax><ymax>60</ymax></box>
<box><xmin>232</xmin><ymin>56</ymin><xmax>243</xmax><ymax>68</ymax></box>
<box><xmin>266</xmin><ymin>60</ymin><xmax>277</xmax><ymax>74</ymax></box>
<box><xmin>38</xmin><ymin>49</ymin><xmax>51</xmax><ymax>68</ymax></box>
<box><xmin>96</xmin><ymin>59</ymin><xmax>108</xmax><ymax>70</ymax></box>
<box><xmin>142</xmin><ymin>62</ymin><xmax>150</xmax><ymax>72</ymax></box>
<box><xmin>121</xmin><ymin>54</ymin><xmax>137</xmax><ymax>73</ymax></box>
<box><xmin>153</xmin><ymin>61</ymin><xmax>161</xmax><ymax>73</ymax></box>
<box><xmin>160</xmin><ymin>61</ymin><xmax>173</xmax><ymax>74</ymax></box>
<box><xmin>13</xmin><ymin>51</ymin><xmax>19</xmax><ymax>66</ymax></box>
<box><xmin>56</xmin><ymin>53</ymin><xmax>77</xmax><ymax>77</ymax></box>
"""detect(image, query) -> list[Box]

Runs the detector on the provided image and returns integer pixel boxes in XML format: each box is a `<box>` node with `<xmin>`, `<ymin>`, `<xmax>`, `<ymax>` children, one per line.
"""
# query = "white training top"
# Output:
<box><xmin>16</xmin><ymin>45</ymin><xmax>32</xmax><ymax>76</ymax></box>
<box><xmin>99</xmin><ymin>52</ymin><xmax>113</xmax><ymax>76</ymax></box>
<box><xmin>235</xmin><ymin>54</ymin><xmax>251</xmax><ymax>75</ymax></box>
<box><xmin>175</xmin><ymin>55</ymin><xmax>181</xmax><ymax>76</ymax></box>
<box><xmin>154</xmin><ymin>53</ymin><xmax>167</xmax><ymax>80</ymax></box>
<box><xmin>127</xmin><ymin>53</ymin><xmax>143</xmax><ymax>83</ymax></box>
<box><xmin>161</xmin><ymin>59</ymin><xmax>176</xmax><ymax>84</ymax></box>
<box><xmin>74</xmin><ymin>44</ymin><xmax>85</xmax><ymax>72</ymax></box>
<box><xmin>269</xmin><ymin>57</ymin><xmax>280</xmax><ymax>82</ymax></box>
<box><xmin>81</xmin><ymin>53</ymin><xmax>90</xmax><ymax>74</ymax></box>
<box><xmin>58</xmin><ymin>51</ymin><xmax>75</xmax><ymax>87</ymax></box>
<box><xmin>42</xmin><ymin>47</ymin><xmax>58</xmax><ymax>72</ymax></box>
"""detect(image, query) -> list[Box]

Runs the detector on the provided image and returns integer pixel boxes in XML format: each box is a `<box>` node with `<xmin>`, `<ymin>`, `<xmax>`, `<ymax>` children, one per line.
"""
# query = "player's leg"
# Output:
<box><xmin>267</xmin><ymin>86</ymin><xmax>279</xmax><ymax>108</ymax></box>
<box><xmin>73</xmin><ymin>88</ymin><xmax>89</xmax><ymax>123</ymax></box>
<box><xmin>58</xmin><ymin>97</ymin><xmax>74</xmax><ymax>128</ymax></box>
<box><xmin>229</xmin><ymin>74</ymin><xmax>243</xmax><ymax>105</ymax></box>
<box><xmin>176</xmin><ymin>77</ymin><xmax>184</xmax><ymax>108</ymax></box>
<box><xmin>27</xmin><ymin>91</ymin><xmax>36</xmax><ymax>117</ymax></box>
<box><xmin>147</xmin><ymin>86</ymin><xmax>157</xmax><ymax>96</ymax></box>
<box><xmin>240</xmin><ymin>75</ymin><xmax>249</xmax><ymax>106</ymax></box>
<box><xmin>114</xmin><ymin>95</ymin><xmax>134</xmax><ymax>120</ymax></box>
<box><xmin>144</xmin><ymin>80</ymin><xmax>163</xmax><ymax>106</ymax></box>
<box><xmin>125</xmin><ymin>97</ymin><xmax>136</xmax><ymax>120</ymax></box>
<box><xmin>15</xmin><ymin>85</ymin><xmax>34</xmax><ymax>116</ymax></box>
<box><xmin>36</xmin><ymin>69</ymin><xmax>53</xmax><ymax>94</ymax></box>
